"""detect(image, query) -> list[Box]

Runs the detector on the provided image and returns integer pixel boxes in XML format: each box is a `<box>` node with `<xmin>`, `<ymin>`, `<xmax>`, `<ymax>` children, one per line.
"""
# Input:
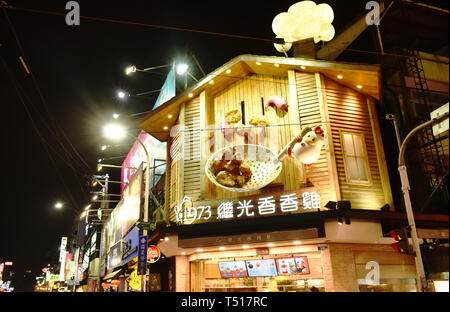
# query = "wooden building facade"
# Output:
<box><xmin>138</xmin><ymin>55</ymin><xmax>416</xmax><ymax>292</ymax></box>
<box><xmin>141</xmin><ymin>55</ymin><xmax>393</xmax><ymax>223</ymax></box>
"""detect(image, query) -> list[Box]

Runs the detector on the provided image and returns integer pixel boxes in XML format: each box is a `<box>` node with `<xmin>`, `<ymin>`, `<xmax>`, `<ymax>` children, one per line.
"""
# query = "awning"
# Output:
<box><xmin>102</xmin><ymin>268</ymin><xmax>124</xmax><ymax>281</ymax></box>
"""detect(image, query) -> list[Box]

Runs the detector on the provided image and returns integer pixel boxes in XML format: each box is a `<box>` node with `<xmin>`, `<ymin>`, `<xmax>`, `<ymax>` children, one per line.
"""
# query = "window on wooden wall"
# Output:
<box><xmin>341</xmin><ymin>132</ymin><xmax>371</xmax><ymax>184</ymax></box>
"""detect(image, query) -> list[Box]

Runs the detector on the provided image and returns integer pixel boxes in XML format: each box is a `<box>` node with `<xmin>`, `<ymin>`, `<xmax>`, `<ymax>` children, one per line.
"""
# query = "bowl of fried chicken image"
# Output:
<box><xmin>205</xmin><ymin>144</ymin><xmax>282</xmax><ymax>192</ymax></box>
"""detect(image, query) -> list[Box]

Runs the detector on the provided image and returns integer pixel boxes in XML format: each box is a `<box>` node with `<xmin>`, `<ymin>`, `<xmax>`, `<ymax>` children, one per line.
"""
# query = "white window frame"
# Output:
<box><xmin>340</xmin><ymin>131</ymin><xmax>372</xmax><ymax>185</ymax></box>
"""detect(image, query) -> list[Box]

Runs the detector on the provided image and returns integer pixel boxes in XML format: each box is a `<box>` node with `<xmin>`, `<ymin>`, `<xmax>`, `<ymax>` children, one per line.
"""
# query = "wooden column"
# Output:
<box><xmin>316</xmin><ymin>73</ymin><xmax>341</xmax><ymax>202</ymax></box>
<box><xmin>367</xmin><ymin>96</ymin><xmax>395</xmax><ymax>211</ymax></box>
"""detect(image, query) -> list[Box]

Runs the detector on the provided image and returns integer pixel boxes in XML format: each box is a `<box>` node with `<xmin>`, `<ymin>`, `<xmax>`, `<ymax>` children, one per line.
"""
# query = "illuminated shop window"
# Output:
<box><xmin>341</xmin><ymin>132</ymin><xmax>371</xmax><ymax>184</ymax></box>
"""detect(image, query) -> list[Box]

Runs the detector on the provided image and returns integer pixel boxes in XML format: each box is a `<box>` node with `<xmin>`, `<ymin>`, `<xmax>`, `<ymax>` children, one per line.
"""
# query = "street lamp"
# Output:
<box><xmin>176</xmin><ymin>63</ymin><xmax>198</xmax><ymax>83</ymax></box>
<box><xmin>117</xmin><ymin>91</ymin><xmax>127</xmax><ymax>99</ymax></box>
<box><xmin>103</xmin><ymin>123</ymin><xmax>126</xmax><ymax>140</ymax></box>
<box><xmin>125</xmin><ymin>64</ymin><xmax>172</xmax><ymax>76</ymax></box>
<box><xmin>398</xmin><ymin>111</ymin><xmax>448</xmax><ymax>292</ymax></box>
<box><xmin>116</xmin><ymin>89</ymin><xmax>162</xmax><ymax>100</ymax></box>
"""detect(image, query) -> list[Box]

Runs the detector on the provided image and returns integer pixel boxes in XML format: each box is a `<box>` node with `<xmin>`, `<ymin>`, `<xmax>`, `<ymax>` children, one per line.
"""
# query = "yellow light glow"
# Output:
<box><xmin>219</xmin><ymin>247</ymin><xmax>227</xmax><ymax>251</ymax></box>
<box><xmin>181</xmin><ymin>252</ymin><xmax>186</xmax><ymax>255</ymax></box>
<box><xmin>163</xmin><ymin>126</ymin><xmax>169</xmax><ymax>130</ymax></box>
<box><xmin>433</xmin><ymin>281</ymin><xmax>449</xmax><ymax>292</ymax></box>
<box><xmin>226</xmin><ymin>69</ymin><xmax>231</xmax><ymax>74</ymax></box>
<box><xmin>164</xmin><ymin>237</ymin><xmax>169</xmax><ymax>241</ymax></box>
<box><xmin>168</xmin><ymin>114</ymin><xmax>172</xmax><ymax>119</ymax></box>
<box><xmin>274</xmin><ymin>63</ymin><xmax>280</xmax><ymax>67</ymax></box>
<box><xmin>92</xmin><ymin>195</ymin><xmax>98</xmax><ymax>201</ymax></box>
<box><xmin>196</xmin><ymin>248</ymin><xmax>204</xmax><ymax>252</ymax></box>
<box><xmin>209</xmin><ymin>80</ymin><xmax>214</xmax><ymax>85</ymax></box>
<box><xmin>267</xmin><ymin>243</ymin><xmax>275</xmax><ymax>247</ymax></box>
<box><xmin>300</xmin><ymin>66</ymin><xmax>306</xmax><ymax>70</ymax></box>
<box><xmin>293</xmin><ymin>241</ymin><xmax>301</xmax><ymax>245</ymax></box>
<box><xmin>356</xmin><ymin>85</ymin><xmax>363</xmax><ymax>89</ymax></box>
<box><xmin>337</xmin><ymin>75</ymin><xmax>343</xmax><ymax>79</ymax></box>
<box><xmin>256</xmin><ymin>62</ymin><xmax>262</xmax><ymax>66</ymax></box>
<box><xmin>188</xmin><ymin>93</ymin><xmax>194</xmax><ymax>98</ymax></box>
<box><xmin>103</xmin><ymin>123</ymin><xmax>126</xmax><ymax>140</ymax></box>
<box><xmin>242</xmin><ymin>245</ymin><xmax>250</xmax><ymax>249</ymax></box>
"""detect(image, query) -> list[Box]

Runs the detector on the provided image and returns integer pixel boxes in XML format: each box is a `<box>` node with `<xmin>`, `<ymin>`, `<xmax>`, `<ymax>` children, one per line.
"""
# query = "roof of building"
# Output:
<box><xmin>138</xmin><ymin>54</ymin><xmax>381</xmax><ymax>141</ymax></box>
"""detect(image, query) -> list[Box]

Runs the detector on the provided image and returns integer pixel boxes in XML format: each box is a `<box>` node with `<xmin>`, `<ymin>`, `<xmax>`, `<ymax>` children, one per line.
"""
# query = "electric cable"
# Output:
<box><xmin>1</xmin><ymin>5</ymin><xmax>92</xmax><ymax>173</ymax></box>
<box><xmin>0</xmin><ymin>54</ymin><xmax>83</xmax><ymax>209</ymax></box>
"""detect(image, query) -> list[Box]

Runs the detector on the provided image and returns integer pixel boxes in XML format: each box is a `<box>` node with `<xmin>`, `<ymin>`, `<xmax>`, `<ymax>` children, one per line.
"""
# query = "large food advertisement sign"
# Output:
<box><xmin>275</xmin><ymin>257</ymin><xmax>310</xmax><ymax>275</ymax></box>
<box><xmin>245</xmin><ymin>259</ymin><xmax>278</xmax><ymax>277</ymax></box>
<box><xmin>218</xmin><ymin>261</ymin><xmax>248</xmax><ymax>278</ymax></box>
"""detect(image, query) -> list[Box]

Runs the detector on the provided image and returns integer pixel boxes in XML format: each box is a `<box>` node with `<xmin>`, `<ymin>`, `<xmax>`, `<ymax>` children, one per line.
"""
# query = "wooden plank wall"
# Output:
<box><xmin>168</xmin><ymin>119</ymin><xmax>181</xmax><ymax>221</ymax></box>
<box><xmin>206</xmin><ymin>73</ymin><xmax>304</xmax><ymax>201</ymax></box>
<box><xmin>184</xmin><ymin>97</ymin><xmax>202</xmax><ymax>201</ymax></box>
<box><xmin>295</xmin><ymin>72</ymin><xmax>333</xmax><ymax>208</ymax></box>
<box><xmin>324</xmin><ymin>77</ymin><xmax>386</xmax><ymax>210</ymax></box>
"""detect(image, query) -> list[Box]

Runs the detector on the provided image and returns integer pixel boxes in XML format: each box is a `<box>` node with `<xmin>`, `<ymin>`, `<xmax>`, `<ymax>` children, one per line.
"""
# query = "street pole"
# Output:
<box><xmin>129</xmin><ymin>134</ymin><xmax>150</xmax><ymax>293</ymax></box>
<box><xmin>386</xmin><ymin>113</ymin><xmax>402</xmax><ymax>151</ymax></box>
<box><xmin>398</xmin><ymin>112</ymin><xmax>448</xmax><ymax>292</ymax></box>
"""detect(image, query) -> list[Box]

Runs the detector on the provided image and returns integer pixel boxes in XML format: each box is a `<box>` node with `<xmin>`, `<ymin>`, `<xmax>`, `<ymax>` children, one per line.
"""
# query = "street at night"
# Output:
<box><xmin>0</xmin><ymin>0</ymin><xmax>448</xmax><ymax>304</ymax></box>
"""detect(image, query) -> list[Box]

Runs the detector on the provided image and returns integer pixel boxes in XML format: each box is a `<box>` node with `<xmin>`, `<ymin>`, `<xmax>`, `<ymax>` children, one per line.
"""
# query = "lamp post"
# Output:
<box><xmin>398</xmin><ymin>111</ymin><xmax>448</xmax><ymax>292</ymax></box>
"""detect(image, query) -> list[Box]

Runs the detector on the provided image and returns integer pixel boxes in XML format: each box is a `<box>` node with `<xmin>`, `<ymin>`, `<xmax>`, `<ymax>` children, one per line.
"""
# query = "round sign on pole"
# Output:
<box><xmin>147</xmin><ymin>245</ymin><xmax>161</xmax><ymax>263</ymax></box>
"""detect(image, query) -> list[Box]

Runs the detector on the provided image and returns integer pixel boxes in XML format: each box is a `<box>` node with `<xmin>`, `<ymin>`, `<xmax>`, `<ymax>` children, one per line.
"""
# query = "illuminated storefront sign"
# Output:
<box><xmin>178</xmin><ymin>228</ymin><xmax>319</xmax><ymax>248</ymax></box>
<box><xmin>175</xmin><ymin>191</ymin><xmax>321</xmax><ymax>225</ymax></box>
<box><xmin>108</xmin><ymin>241</ymin><xmax>122</xmax><ymax>270</ymax></box>
<box><xmin>122</xmin><ymin>227</ymin><xmax>139</xmax><ymax>264</ymax></box>
<box><xmin>127</xmin><ymin>269</ymin><xmax>142</xmax><ymax>291</ymax></box>
<box><xmin>147</xmin><ymin>245</ymin><xmax>161</xmax><ymax>264</ymax></box>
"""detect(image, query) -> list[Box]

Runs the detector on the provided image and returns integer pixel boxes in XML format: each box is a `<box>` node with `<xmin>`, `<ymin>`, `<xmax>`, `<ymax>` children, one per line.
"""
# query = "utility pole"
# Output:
<box><xmin>398</xmin><ymin>112</ymin><xmax>448</xmax><ymax>292</ymax></box>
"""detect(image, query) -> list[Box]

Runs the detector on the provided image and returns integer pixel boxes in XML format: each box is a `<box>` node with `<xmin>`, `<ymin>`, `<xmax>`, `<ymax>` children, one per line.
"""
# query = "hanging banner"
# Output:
<box><xmin>138</xmin><ymin>235</ymin><xmax>148</xmax><ymax>275</ymax></box>
<box><xmin>153</xmin><ymin>67</ymin><xmax>176</xmax><ymax>110</ymax></box>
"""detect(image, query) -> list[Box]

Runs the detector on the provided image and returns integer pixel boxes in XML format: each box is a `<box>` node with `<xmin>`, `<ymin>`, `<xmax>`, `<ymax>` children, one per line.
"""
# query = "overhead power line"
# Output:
<box><xmin>3</xmin><ymin>5</ymin><xmax>282</xmax><ymax>44</ymax></box>
<box><xmin>1</xmin><ymin>5</ymin><xmax>92</xmax><ymax>173</ymax></box>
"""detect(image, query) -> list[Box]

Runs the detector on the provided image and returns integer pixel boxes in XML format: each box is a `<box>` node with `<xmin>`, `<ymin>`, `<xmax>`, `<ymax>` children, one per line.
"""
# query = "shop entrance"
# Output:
<box><xmin>190</xmin><ymin>255</ymin><xmax>324</xmax><ymax>292</ymax></box>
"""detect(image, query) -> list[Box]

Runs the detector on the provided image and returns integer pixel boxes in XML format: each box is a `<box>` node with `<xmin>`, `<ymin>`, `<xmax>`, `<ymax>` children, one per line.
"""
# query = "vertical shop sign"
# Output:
<box><xmin>138</xmin><ymin>235</ymin><xmax>148</xmax><ymax>275</ymax></box>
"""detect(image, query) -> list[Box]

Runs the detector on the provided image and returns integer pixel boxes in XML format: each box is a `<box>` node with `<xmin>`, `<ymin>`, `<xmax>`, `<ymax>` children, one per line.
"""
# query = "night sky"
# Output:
<box><xmin>0</xmin><ymin>0</ymin><xmax>446</xmax><ymax>292</ymax></box>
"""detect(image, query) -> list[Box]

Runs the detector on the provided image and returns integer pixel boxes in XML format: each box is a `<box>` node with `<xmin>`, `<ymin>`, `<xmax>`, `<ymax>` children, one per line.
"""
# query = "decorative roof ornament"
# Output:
<box><xmin>272</xmin><ymin>1</ymin><xmax>335</xmax><ymax>53</ymax></box>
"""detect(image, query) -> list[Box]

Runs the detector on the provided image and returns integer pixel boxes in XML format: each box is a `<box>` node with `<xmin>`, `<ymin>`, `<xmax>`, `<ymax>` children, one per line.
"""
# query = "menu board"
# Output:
<box><xmin>275</xmin><ymin>257</ymin><xmax>310</xmax><ymax>275</ymax></box>
<box><xmin>245</xmin><ymin>259</ymin><xmax>278</xmax><ymax>277</ymax></box>
<box><xmin>218</xmin><ymin>261</ymin><xmax>248</xmax><ymax>278</ymax></box>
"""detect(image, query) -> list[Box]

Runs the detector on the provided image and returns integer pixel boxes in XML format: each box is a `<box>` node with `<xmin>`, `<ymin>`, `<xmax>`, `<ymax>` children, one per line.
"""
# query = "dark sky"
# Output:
<box><xmin>0</xmin><ymin>0</ymin><xmax>446</xmax><ymax>291</ymax></box>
